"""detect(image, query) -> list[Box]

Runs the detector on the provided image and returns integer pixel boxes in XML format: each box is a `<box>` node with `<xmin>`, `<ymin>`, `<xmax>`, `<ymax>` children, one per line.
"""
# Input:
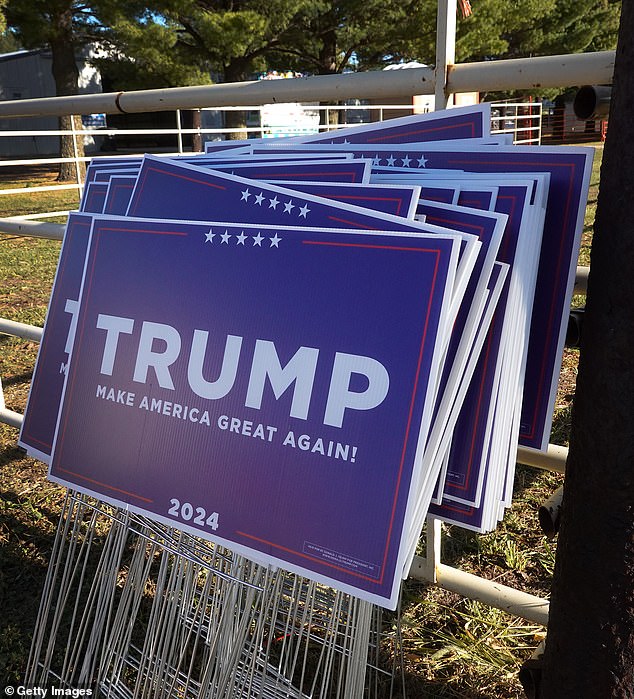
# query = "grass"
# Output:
<box><xmin>0</xmin><ymin>144</ymin><xmax>602</xmax><ymax>694</ymax></box>
<box><xmin>0</xmin><ymin>165</ymin><xmax>80</xmax><ymax>219</ymax></box>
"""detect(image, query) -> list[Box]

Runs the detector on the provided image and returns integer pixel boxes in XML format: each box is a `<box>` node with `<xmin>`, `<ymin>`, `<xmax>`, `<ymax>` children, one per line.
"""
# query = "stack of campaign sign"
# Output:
<box><xmin>19</xmin><ymin>104</ymin><xmax>593</xmax><ymax>610</ymax></box>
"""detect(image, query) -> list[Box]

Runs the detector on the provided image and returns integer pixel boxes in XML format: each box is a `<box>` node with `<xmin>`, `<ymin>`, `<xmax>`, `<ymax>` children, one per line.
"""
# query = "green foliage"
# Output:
<box><xmin>268</xmin><ymin>0</ymin><xmax>430</xmax><ymax>74</ymax></box>
<box><xmin>3</xmin><ymin>0</ymin><xmax>200</xmax><ymax>91</ymax></box>
<box><xmin>0</xmin><ymin>29</ymin><xmax>19</xmax><ymax>53</ymax></box>
<box><xmin>2</xmin><ymin>0</ymin><xmax>621</xmax><ymax>96</ymax></box>
<box><xmin>119</xmin><ymin>0</ymin><xmax>317</xmax><ymax>82</ymax></box>
<box><xmin>6</xmin><ymin>0</ymin><xmax>83</xmax><ymax>50</ymax></box>
<box><xmin>377</xmin><ymin>0</ymin><xmax>621</xmax><ymax>69</ymax></box>
<box><xmin>96</xmin><ymin>15</ymin><xmax>212</xmax><ymax>90</ymax></box>
<box><xmin>272</xmin><ymin>0</ymin><xmax>621</xmax><ymax>80</ymax></box>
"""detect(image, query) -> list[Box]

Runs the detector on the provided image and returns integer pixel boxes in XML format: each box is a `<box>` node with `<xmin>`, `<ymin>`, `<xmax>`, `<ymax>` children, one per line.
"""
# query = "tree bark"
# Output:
<box><xmin>50</xmin><ymin>7</ymin><xmax>85</xmax><ymax>181</ymax></box>
<box><xmin>318</xmin><ymin>28</ymin><xmax>340</xmax><ymax>129</ymax></box>
<box><xmin>540</xmin><ymin>2</ymin><xmax>634</xmax><ymax>696</ymax></box>
<box><xmin>192</xmin><ymin>109</ymin><xmax>202</xmax><ymax>152</ymax></box>
<box><xmin>57</xmin><ymin>114</ymin><xmax>85</xmax><ymax>182</ymax></box>
<box><xmin>223</xmin><ymin>60</ymin><xmax>249</xmax><ymax>140</ymax></box>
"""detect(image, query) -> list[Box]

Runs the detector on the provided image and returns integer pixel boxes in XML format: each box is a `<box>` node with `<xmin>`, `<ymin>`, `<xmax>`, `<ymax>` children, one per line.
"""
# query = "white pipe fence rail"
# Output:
<box><xmin>0</xmin><ymin>26</ymin><xmax>608</xmax><ymax>644</ymax></box>
<box><xmin>0</xmin><ymin>104</ymin><xmax>423</xmax><ymax>209</ymax></box>
<box><xmin>0</xmin><ymin>51</ymin><xmax>614</xmax><ymax>119</ymax></box>
<box><xmin>0</xmin><ymin>101</ymin><xmax>542</xmax><ymax>212</ymax></box>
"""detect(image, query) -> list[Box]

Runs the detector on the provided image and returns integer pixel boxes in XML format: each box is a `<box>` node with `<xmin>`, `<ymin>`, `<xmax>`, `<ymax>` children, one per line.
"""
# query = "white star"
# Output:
<box><xmin>269</xmin><ymin>233</ymin><xmax>281</xmax><ymax>248</ymax></box>
<box><xmin>241</xmin><ymin>188</ymin><xmax>251</xmax><ymax>202</ymax></box>
<box><xmin>401</xmin><ymin>154</ymin><xmax>411</xmax><ymax>167</ymax></box>
<box><xmin>372</xmin><ymin>155</ymin><xmax>382</xmax><ymax>166</ymax></box>
<box><xmin>253</xmin><ymin>232</ymin><xmax>264</xmax><ymax>246</ymax></box>
<box><xmin>417</xmin><ymin>154</ymin><xmax>428</xmax><ymax>168</ymax></box>
<box><xmin>205</xmin><ymin>229</ymin><xmax>215</xmax><ymax>243</ymax></box>
<box><xmin>236</xmin><ymin>231</ymin><xmax>247</xmax><ymax>245</ymax></box>
<box><xmin>254</xmin><ymin>192</ymin><xmax>265</xmax><ymax>205</ymax></box>
<box><xmin>342</xmin><ymin>138</ymin><xmax>350</xmax><ymax>144</ymax></box>
<box><xmin>221</xmin><ymin>230</ymin><xmax>232</xmax><ymax>244</ymax></box>
<box><xmin>386</xmin><ymin>154</ymin><xmax>396</xmax><ymax>167</ymax></box>
<box><xmin>283</xmin><ymin>199</ymin><xmax>295</xmax><ymax>214</ymax></box>
<box><xmin>269</xmin><ymin>196</ymin><xmax>280</xmax><ymax>209</ymax></box>
<box><xmin>298</xmin><ymin>204</ymin><xmax>310</xmax><ymax>218</ymax></box>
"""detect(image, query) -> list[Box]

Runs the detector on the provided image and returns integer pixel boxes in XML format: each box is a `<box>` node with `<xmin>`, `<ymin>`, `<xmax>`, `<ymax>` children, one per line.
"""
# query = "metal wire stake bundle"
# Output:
<box><xmin>26</xmin><ymin>490</ymin><xmax>129</xmax><ymax>687</ymax></box>
<box><xmin>26</xmin><ymin>490</ymin><xmax>389</xmax><ymax>698</ymax></box>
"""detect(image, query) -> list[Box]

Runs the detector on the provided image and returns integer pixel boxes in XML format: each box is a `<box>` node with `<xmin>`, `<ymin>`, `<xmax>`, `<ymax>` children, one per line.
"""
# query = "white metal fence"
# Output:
<box><xmin>0</xmin><ymin>0</ymin><xmax>613</xmax><ymax>640</ymax></box>
<box><xmin>0</xmin><ymin>101</ymin><xmax>543</xmax><ymax>221</ymax></box>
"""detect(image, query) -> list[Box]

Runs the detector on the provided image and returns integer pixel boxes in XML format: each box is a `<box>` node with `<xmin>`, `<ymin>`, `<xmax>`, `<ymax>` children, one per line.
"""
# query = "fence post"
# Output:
<box><xmin>176</xmin><ymin>109</ymin><xmax>184</xmax><ymax>153</ymax></box>
<box><xmin>71</xmin><ymin>115</ymin><xmax>83</xmax><ymax>195</ymax></box>
<box><xmin>435</xmin><ymin>0</ymin><xmax>457</xmax><ymax>109</ymax></box>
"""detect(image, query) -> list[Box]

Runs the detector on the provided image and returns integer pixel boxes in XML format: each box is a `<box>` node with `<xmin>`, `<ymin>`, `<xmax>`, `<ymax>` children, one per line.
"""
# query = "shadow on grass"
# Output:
<box><xmin>0</xmin><ymin>493</ymin><xmax>55</xmax><ymax>684</ymax></box>
<box><xmin>1</xmin><ymin>371</ymin><xmax>35</xmax><ymax>389</ymax></box>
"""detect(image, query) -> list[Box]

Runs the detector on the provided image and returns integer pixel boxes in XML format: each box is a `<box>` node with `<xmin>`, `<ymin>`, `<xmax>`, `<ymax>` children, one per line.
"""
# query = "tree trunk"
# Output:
<box><xmin>224</xmin><ymin>109</ymin><xmax>249</xmax><ymax>141</ymax></box>
<box><xmin>50</xmin><ymin>8</ymin><xmax>85</xmax><ymax>182</ymax></box>
<box><xmin>223</xmin><ymin>61</ymin><xmax>249</xmax><ymax>140</ymax></box>
<box><xmin>192</xmin><ymin>109</ymin><xmax>202</xmax><ymax>152</ymax></box>
<box><xmin>57</xmin><ymin>114</ymin><xmax>84</xmax><ymax>182</ymax></box>
<box><xmin>318</xmin><ymin>29</ymin><xmax>340</xmax><ymax>130</ymax></box>
<box><xmin>540</xmin><ymin>2</ymin><xmax>634</xmax><ymax>696</ymax></box>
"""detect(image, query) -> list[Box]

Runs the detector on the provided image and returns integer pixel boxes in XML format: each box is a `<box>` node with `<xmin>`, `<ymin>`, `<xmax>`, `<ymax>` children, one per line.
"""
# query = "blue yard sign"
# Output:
<box><xmin>48</xmin><ymin>215</ymin><xmax>458</xmax><ymax>608</ymax></box>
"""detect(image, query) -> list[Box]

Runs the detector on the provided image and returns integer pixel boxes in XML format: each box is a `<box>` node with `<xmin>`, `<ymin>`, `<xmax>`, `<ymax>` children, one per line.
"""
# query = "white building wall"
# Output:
<box><xmin>0</xmin><ymin>48</ymin><xmax>103</xmax><ymax>157</ymax></box>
